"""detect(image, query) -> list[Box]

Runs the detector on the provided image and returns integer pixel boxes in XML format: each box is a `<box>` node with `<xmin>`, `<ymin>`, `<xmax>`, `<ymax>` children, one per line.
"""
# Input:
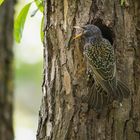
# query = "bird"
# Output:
<box><xmin>73</xmin><ymin>24</ymin><xmax>130</xmax><ymax>112</ymax></box>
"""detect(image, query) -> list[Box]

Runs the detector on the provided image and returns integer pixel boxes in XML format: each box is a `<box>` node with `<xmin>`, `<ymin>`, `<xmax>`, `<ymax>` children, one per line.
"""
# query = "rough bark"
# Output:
<box><xmin>37</xmin><ymin>0</ymin><xmax>140</xmax><ymax>140</ymax></box>
<box><xmin>0</xmin><ymin>0</ymin><xmax>15</xmax><ymax>140</ymax></box>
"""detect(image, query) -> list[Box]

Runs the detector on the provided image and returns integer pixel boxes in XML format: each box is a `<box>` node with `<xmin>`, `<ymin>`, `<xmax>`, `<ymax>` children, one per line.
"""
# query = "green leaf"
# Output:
<box><xmin>121</xmin><ymin>0</ymin><xmax>125</xmax><ymax>6</ymax></box>
<box><xmin>14</xmin><ymin>3</ymin><xmax>32</xmax><ymax>43</ymax></box>
<box><xmin>0</xmin><ymin>0</ymin><xmax>4</xmax><ymax>5</ymax></box>
<box><xmin>40</xmin><ymin>16</ymin><xmax>44</xmax><ymax>42</ymax></box>
<box><xmin>34</xmin><ymin>0</ymin><xmax>43</xmax><ymax>13</ymax></box>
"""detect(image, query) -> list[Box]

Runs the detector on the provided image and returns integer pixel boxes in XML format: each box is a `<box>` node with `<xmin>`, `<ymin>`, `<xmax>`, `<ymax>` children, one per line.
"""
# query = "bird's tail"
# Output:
<box><xmin>115</xmin><ymin>80</ymin><xmax>130</xmax><ymax>102</ymax></box>
<box><xmin>83</xmin><ymin>83</ymin><xmax>112</xmax><ymax>112</ymax></box>
<box><xmin>82</xmin><ymin>81</ymin><xmax>130</xmax><ymax>112</ymax></box>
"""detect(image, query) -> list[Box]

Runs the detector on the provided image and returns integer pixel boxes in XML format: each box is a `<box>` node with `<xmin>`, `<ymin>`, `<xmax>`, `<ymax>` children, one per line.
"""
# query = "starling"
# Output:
<box><xmin>73</xmin><ymin>24</ymin><xmax>130</xmax><ymax>112</ymax></box>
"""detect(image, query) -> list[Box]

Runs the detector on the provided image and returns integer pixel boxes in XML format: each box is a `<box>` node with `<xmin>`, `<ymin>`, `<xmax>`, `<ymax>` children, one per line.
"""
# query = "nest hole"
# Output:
<box><xmin>94</xmin><ymin>20</ymin><xmax>114</xmax><ymax>45</ymax></box>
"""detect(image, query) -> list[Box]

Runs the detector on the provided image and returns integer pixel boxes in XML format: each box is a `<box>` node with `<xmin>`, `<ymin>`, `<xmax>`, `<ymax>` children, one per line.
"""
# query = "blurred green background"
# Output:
<box><xmin>14</xmin><ymin>0</ymin><xmax>43</xmax><ymax>140</ymax></box>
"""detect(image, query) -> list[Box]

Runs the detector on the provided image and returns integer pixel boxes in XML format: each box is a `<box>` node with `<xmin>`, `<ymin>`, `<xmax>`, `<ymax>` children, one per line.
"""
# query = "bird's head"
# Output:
<box><xmin>73</xmin><ymin>24</ymin><xmax>102</xmax><ymax>42</ymax></box>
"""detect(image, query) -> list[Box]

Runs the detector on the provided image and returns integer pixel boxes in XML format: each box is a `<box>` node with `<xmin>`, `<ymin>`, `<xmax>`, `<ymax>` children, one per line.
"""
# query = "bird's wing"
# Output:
<box><xmin>89</xmin><ymin>83</ymin><xmax>111</xmax><ymax>112</ymax></box>
<box><xmin>84</xmin><ymin>39</ymin><xmax>116</xmax><ymax>94</ymax></box>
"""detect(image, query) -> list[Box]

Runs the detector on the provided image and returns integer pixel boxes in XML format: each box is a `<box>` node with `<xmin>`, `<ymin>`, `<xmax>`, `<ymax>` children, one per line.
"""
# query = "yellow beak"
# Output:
<box><xmin>73</xmin><ymin>26</ymin><xmax>84</xmax><ymax>40</ymax></box>
<box><xmin>73</xmin><ymin>33</ymin><xmax>83</xmax><ymax>40</ymax></box>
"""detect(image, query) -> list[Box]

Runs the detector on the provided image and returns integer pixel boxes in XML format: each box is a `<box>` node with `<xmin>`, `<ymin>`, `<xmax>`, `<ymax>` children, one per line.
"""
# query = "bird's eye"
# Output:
<box><xmin>84</xmin><ymin>30</ymin><xmax>92</xmax><ymax>37</ymax></box>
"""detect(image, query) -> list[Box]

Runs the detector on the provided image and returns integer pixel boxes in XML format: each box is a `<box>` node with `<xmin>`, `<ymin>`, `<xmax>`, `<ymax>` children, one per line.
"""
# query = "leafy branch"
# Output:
<box><xmin>14</xmin><ymin>0</ymin><xmax>44</xmax><ymax>43</ymax></box>
<box><xmin>14</xmin><ymin>3</ymin><xmax>32</xmax><ymax>43</ymax></box>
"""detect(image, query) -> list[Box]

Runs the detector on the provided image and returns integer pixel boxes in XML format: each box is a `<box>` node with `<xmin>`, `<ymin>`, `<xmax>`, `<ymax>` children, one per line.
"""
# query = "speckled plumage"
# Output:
<box><xmin>79</xmin><ymin>25</ymin><xmax>130</xmax><ymax>111</ymax></box>
<box><xmin>84</xmin><ymin>38</ymin><xmax>115</xmax><ymax>80</ymax></box>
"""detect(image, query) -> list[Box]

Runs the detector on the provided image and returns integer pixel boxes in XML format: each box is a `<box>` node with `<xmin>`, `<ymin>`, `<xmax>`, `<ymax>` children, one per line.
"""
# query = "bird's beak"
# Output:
<box><xmin>73</xmin><ymin>26</ymin><xmax>83</xmax><ymax>30</ymax></box>
<box><xmin>73</xmin><ymin>26</ymin><xmax>84</xmax><ymax>40</ymax></box>
<box><xmin>73</xmin><ymin>33</ymin><xmax>83</xmax><ymax>40</ymax></box>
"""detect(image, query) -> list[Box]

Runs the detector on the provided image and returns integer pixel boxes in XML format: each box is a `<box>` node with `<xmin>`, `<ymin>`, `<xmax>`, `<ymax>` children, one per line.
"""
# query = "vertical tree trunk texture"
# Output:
<box><xmin>37</xmin><ymin>0</ymin><xmax>140</xmax><ymax>140</ymax></box>
<box><xmin>0</xmin><ymin>1</ymin><xmax>15</xmax><ymax>140</ymax></box>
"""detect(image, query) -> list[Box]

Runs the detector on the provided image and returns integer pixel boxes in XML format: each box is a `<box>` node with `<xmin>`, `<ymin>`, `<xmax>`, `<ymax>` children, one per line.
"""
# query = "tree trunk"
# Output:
<box><xmin>37</xmin><ymin>0</ymin><xmax>140</xmax><ymax>140</ymax></box>
<box><xmin>0</xmin><ymin>0</ymin><xmax>15</xmax><ymax>140</ymax></box>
